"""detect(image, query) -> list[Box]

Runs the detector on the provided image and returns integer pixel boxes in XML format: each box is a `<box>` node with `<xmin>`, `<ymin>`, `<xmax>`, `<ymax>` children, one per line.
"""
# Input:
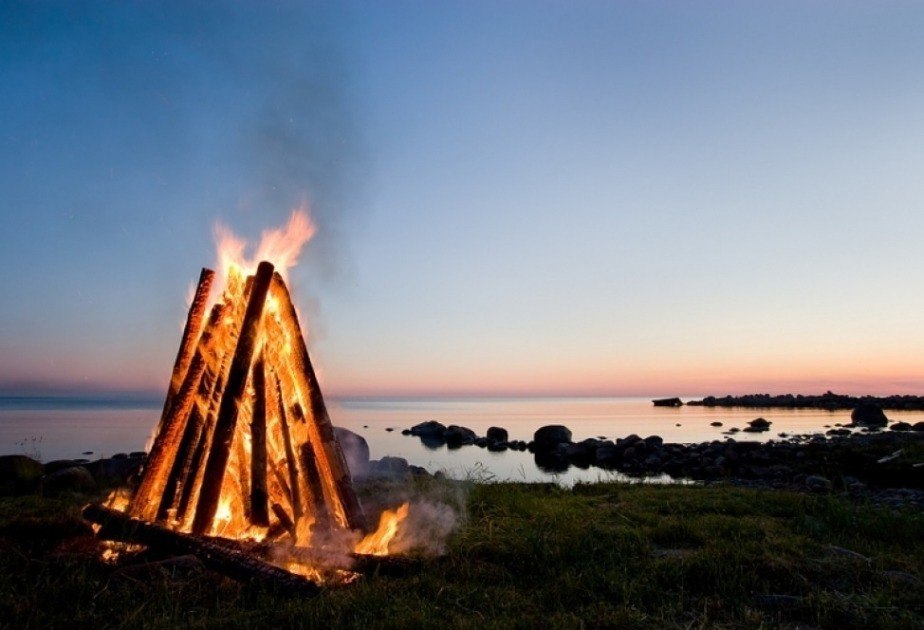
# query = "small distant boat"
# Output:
<box><xmin>652</xmin><ymin>397</ymin><xmax>683</xmax><ymax>407</ymax></box>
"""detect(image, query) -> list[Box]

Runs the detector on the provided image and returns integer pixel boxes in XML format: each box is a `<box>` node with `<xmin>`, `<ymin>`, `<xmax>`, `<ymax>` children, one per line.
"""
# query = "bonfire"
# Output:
<box><xmin>83</xmin><ymin>211</ymin><xmax>412</xmax><ymax>592</ymax></box>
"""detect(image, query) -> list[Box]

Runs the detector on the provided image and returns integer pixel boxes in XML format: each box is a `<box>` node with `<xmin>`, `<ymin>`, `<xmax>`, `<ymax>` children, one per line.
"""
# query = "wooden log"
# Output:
<box><xmin>250</xmin><ymin>356</ymin><xmax>269</xmax><ymax>526</ymax></box>
<box><xmin>269</xmin><ymin>274</ymin><xmax>366</xmax><ymax>531</ymax></box>
<box><xmin>192</xmin><ymin>261</ymin><xmax>275</xmax><ymax>535</ymax></box>
<box><xmin>176</xmin><ymin>352</ymin><xmax>231</xmax><ymax>526</ymax></box>
<box><xmin>276</xmin><ymin>377</ymin><xmax>303</xmax><ymax>519</ymax></box>
<box><xmin>271</xmin><ymin>502</ymin><xmax>296</xmax><ymax>538</ymax></box>
<box><xmin>162</xmin><ymin>268</ymin><xmax>214</xmax><ymax>419</ymax></box>
<box><xmin>299</xmin><ymin>442</ymin><xmax>329</xmax><ymax>530</ymax></box>
<box><xmin>82</xmin><ymin>504</ymin><xmax>319</xmax><ymax>595</ymax></box>
<box><xmin>157</xmin><ymin>405</ymin><xmax>205</xmax><ymax>521</ymax></box>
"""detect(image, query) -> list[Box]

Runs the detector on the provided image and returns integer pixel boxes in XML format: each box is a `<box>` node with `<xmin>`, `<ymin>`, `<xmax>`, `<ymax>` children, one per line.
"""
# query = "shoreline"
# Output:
<box><xmin>687</xmin><ymin>391</ymin><xmax>924</xmax><ymax>411</ymax></box>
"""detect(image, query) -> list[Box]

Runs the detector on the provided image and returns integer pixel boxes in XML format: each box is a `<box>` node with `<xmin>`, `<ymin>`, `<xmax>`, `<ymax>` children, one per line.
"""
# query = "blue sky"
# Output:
<box><xmin>2</xmin><ymin>1</ymin><xmax>923</xmax><ymax>397</ymax></box>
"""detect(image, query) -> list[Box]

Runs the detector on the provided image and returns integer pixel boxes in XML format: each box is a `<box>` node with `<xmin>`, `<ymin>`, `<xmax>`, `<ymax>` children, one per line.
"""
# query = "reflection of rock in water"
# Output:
<box><xmin>534</xmin><ymin>450</ymin><xmax>570</xmax><ymax>474</ymax></box>
<box><xmin>420</xmin><ymin>434</ymin><xmax>447</xmax><ymax>450</ymax></box>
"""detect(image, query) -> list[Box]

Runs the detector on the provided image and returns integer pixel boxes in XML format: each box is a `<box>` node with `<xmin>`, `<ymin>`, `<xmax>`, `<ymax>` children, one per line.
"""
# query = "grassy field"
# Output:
<box><xmin>1</xmin><ymin>480</ymin><xmax>922</xmax><ymax>628</ymax></box>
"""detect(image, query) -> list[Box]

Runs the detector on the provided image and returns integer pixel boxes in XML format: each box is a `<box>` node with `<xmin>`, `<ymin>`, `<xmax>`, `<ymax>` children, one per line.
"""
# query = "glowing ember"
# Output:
<box><xmin>355</xmin><ymin>503</ymin><xmax>411</xmax><ymax>556</ymax></box>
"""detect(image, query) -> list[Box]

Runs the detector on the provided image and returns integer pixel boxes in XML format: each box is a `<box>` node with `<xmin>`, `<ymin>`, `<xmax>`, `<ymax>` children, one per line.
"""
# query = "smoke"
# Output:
<box><xmin>390</xmin><ymin>499</ymin><xmax>463</xmax><ymax>556</ymax></box>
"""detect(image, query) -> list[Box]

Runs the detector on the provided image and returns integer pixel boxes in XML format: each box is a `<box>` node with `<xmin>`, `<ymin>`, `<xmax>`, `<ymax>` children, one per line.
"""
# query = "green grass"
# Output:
<box><xmin>1</xmin><ymin>481</ymin><xmax>922</xmax><ymax>628</ymax></box>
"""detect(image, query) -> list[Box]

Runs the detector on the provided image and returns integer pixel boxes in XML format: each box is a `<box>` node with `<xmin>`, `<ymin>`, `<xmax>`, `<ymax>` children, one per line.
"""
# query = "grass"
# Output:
<box><xmin>1</xmin><ymin>481</ymin><xmax>922</xmax><ymax>628</ymax></box>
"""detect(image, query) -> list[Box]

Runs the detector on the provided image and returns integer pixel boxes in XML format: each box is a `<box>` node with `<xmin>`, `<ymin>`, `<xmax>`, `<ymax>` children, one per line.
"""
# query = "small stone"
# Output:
<box><xmin>710</xmin><ymin>421</ymin><xmax>723</xmax><ymax>427</ymax></box>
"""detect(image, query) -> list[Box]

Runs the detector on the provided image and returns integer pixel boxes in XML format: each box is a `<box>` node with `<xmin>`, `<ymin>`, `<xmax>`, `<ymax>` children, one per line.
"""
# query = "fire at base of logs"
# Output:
<box><xmin>87</xmin><ymin>260</ymin><xmax>411</xmax><ymax>588</ymax></box>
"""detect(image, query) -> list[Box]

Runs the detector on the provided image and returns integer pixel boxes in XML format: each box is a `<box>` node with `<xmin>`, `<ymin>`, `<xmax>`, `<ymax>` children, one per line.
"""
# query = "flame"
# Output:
<box><xmin>354</xmin><ymin>503</ymin><xmax>410</xmax><ymax>556</ymax></box>
<box><xmin>214</xmin><ymin>206</ymin><xmax>316</xmax><ymax>287</ymax></box>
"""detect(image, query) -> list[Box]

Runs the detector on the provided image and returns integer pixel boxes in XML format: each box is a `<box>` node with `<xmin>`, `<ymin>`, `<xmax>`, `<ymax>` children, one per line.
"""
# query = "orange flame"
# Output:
<box><xmin>354</xmin><ymin>503</ymin><xmax>410</xmax><ymax>556</ymax></box>
<box><xmin>214</xmin><ymin>206</ymin><xmax>316</xmax><ymax>287</ymax></box>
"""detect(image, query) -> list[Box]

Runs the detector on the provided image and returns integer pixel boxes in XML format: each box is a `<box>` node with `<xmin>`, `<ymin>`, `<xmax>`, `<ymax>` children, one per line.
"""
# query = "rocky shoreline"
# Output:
<box><xmin>399</xmin><ymin>408</ymin><xmax>924</xmax><ymax>507</ymax></box>
<box><xmin>3</xmin><ymin>404</ymin><xmax>924</xmax><ymax>510</ymax></box>
<box><xmin>687</xmin><ymin>391</ymin><xmax>924</xmax><ymax>411</ymax></box>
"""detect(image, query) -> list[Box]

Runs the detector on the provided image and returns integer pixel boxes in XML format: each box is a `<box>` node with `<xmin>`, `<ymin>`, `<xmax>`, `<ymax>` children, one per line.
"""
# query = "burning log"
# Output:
<box><xmin>250</xmin><ymin>356</ymin><xmax>269</xmax><ymax>526</ymax></box>
<box><xmin>163</xmin><ymin>268</ymin><xmax>214</xmax><ymax>416</ymax></box>
<box><xmin>85</xmin><ymin>503</ymin><xmax>423</xmax><ymax>582</ymax></box>
<box><xmin>193</xmin><ymin>261</ymin><xmax>275</xmax><ymax>534</ymax></box>
<box><xmin>83</xmin><ymin>503</ymin><xmax>320</xmax><ymax>595</ymax></box>
<box><xmin>270</xmin><ymin>274</ymin><xmax>366</xmax><ymax>532</ymax></box>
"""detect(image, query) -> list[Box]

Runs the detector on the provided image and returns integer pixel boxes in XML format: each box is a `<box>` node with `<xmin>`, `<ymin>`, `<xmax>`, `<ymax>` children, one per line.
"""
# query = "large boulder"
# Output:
<box><xmin>0</xmin><ymin>455</ymin><xmax>43</xmax><ymax>495</ymax></box>
<box><xmin>444</xmin><ymin>425</ymin><xmax>477</xmax><ymax>448</ymax></box>
<box><xmin>533</xmin><ymin>425</ymin><xmax>572</xmax><ymax>451</ymax></box>
<box><xmin>486</xmin><ymin>426</ymin><xmax>509</xmax><ymax>443</ymax></box>
<box><xmin>409</xmin><ymin>420</ymin><xmax>447</xmax><ymax>437</ymax></box>
<box><xmin>851</xmin><ymin>404</ymin><xmax>888</xmax><ymax>427</ymax></box>
<box><xmin>333</xmin><ymin>426</ymin><xmax>370</xmax><ymax>474</ymax></box>
<box><xmin>43</xmin><ymin>466</ymin><xmax>96</xmax><ymax>494</ymax></box>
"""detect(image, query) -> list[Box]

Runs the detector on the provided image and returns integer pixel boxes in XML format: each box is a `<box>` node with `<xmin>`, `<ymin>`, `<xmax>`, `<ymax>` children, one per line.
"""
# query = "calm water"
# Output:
<box><xmin>2</xmin><ymin>396</ymin><xmax>921</xmax><ymax>484</ymax></box>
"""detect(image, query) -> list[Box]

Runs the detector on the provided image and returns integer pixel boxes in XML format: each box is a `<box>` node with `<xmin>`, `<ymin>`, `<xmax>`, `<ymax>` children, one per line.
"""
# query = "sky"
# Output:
<box><xmin>1</xmin><ymin>1</ymin><xmax>923</xmax><ymax>399</ymax></box>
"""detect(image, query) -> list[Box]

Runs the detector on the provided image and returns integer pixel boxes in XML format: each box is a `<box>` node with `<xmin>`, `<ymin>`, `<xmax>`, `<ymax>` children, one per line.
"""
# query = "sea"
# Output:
<box><xmin>2</xmin><ymin>396</ymin><xmax>920</xmax><ymax>485</ymax></box>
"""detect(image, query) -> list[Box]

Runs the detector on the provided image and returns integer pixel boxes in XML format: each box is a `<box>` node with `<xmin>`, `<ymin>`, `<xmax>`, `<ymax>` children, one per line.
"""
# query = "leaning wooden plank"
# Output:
<box><xmin>250</xmin><ymin>355</ymin><xmax>270</xmax><ymax>526</ymax></box>
<box><xmin>269</xmin><ymin>274</ymin><xmax>367</xmax><ymax>531</ymax></box>
<box><xmin>162</xmin><ymin>268</ymin><xmax>215</xmax><ymax>419</ymax></box>
<box><xmin>82</xmin><ymin>504</ymin><xmax>319</xmax><ymax>595</ymax></box>
<box><xmin>192</xmin><ymin>261</ymin><xmax>275</xmax><ymax>535</ymax></box>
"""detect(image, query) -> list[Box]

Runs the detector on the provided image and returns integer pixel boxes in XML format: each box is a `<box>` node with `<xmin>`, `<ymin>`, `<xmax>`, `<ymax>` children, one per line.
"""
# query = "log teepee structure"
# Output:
<box><xmin>126</xmin><ymin>261</ymin><xmax>366</xmax><ymax>541</ymax></box>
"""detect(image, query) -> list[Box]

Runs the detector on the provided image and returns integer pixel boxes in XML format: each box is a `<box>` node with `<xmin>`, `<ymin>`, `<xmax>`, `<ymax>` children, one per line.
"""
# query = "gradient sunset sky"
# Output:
<box><xmin>1</xmin><ymin>1</ymin><xmax>923</xmax><ymax>399</ymax></box>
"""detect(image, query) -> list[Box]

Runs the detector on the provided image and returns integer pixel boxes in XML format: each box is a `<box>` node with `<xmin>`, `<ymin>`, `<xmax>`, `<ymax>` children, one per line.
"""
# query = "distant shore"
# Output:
<box><xmin>686</xmin><ymin>392</ymin><xmax>924</xmax><ymax>411</ymax></box>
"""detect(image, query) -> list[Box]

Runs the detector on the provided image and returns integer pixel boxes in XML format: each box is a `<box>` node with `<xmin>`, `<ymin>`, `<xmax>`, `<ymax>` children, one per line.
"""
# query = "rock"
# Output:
<box><xmin>409</xmin><ymin>420</ymin><xmax>446</xmax><ymax>437</ymax></box>
<box><xmin>533</xmin><ymin>425</ymin><xmax>572</xmax><ymax>451</ymax></box>
<box><xmin>644</xmin><ymin>435</ymin><xmax>663</xmax><ymax>448</ymax></box>
<box><xmin>370</xmin><ymin>456</ymin><xmax>410</xmax><ymax>479</ymax></box>
<box><xmin>805</xmin><ymin>475</ymin><xmax>832</xmax><ymax>493</ymax></box>
<box><xmin>333</xmin><ymin>427</ymin><xmax>370</xmax><ymax>474</ymax></box>
<box><xmin>913</xmin><ymin>421</ymin><xmax>924</xmax><ymax>432</ymax></box>
<box><xmin>652</xmin><ymin>397</ymin><xmax>683</xmax><ymax>407</ymax></box>
<box><xmin>385</xmin><ymin>428</ymin><xmax>394</xmax><ymax>432</ymax></box>
<box><xmin>710</xmin><ymin>421</ymin><xmax>723</xmax><ymax>427</ymax></box>
<box><xmin>565</xmin><ymin>439</ymin><xmax>600</xmax><ymax>463</ymax></box>
<box><xmin>0</xmin><ymin>455</ymin><xmax>44</xmax><ymax>495</ymax></box>
<box><xmin>443</xmin><ymin>425</ymin><xmax>477</xmax><ymax>448</ymax></box>
<box><xmin>890</xmin><ymin>422</ymin><xmax>913</xmax><ymax>432</ymax></box>
<box><xmin>84</xmin><ymin>457</ymin><xmax>144</xmax><ymax>484</ymax></box>
<box><xmin>826</xmin><ymin>428</ymin><xmax>851</xmax><ymax>437</ymax></box>
<box><xmin>486</xmin><ymin>426</ymin><xmax>508</xmax><ymax>443</ymax></box>
<box><xmin>729</xmin><ymin>427</ymin><xmax>740</xmax><ymax>433</ymax></box>
<box><xmin>44</xmin><ymin>459</ymin><xmax>82</xmax><ymax>475</ymax></box>
<box><xmin>401</xmin><ymin>429</ymin><xmax>411</xmax><ymax>435</ymax></box>
<box><xmin>851</xmin><ymin>403</ymin><xmax>888</xmax><ymax>427</ymax></box>
<box><xmin>595</xmin><ymin>446</ymin><xmax>619</xmax><ymax>467</ymax></box>
<box><xmin>43</xmin><ymin>466</ymin><xmax>96</xmax><ymax>494</ymax></box>
<box><xmin>616</xmin><ymin>434</ymin><xmax>642</xmax><ymax>447</ymax></box>
<box><xmin>486</xmin><ymin>441</ymin><xmax>508</xmax><ymax>452</ymax></box>
<box><xmin>749</xmin><ymin>418</ymin><xmax>771</xmax><ymax>430</ymax></box>
<box><xmin>409</xmin><ymin>465</ymin><xmax>430</xmax><ymax>477</ymax></box>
